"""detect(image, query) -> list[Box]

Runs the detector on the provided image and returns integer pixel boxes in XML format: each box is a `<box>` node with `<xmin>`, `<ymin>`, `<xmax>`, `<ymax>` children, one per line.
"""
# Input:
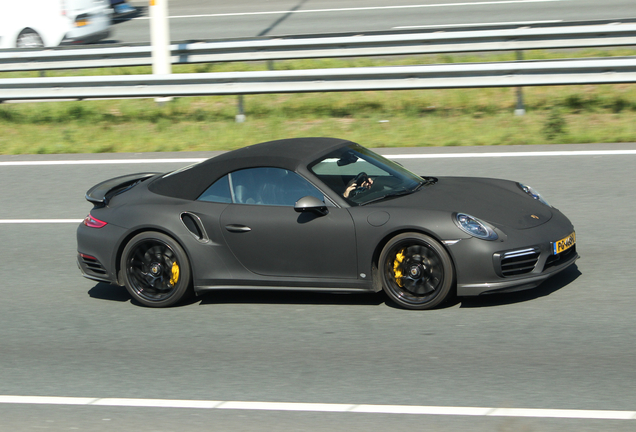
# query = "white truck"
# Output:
<box><xmin>0</xmin><ymin>0</ymin><xmax>111</xmax><ymax>49</ymax></box>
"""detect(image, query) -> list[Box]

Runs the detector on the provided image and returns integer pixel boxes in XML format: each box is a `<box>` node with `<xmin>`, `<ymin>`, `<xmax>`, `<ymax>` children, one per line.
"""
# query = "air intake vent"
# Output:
<box><xmin>180</xmin><ymin>212</ymin><xmax>209</xmax><ymax>243</ymax></box>
<box><xmin>500</xmin><ymin>248</ymin><xmax>540</xmax><ymax>277</ymax></box>
<box><xmin>79</xmin><ymin>253</ymin><xmax>107</xmax><ymax>275</ymax></box>
<box><xmin>544</xmin><ymin>245</ymin><xmax>577</xmax><ymax>270</ymax></box>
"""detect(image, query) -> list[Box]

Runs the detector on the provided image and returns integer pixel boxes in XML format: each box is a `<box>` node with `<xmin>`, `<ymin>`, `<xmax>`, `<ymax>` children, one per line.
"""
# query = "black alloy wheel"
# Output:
<box><xmin>16</xmin><ymin>29</ymin><xmax>44</xmax><ymax>48</ymax></box>
<box><xmin>121</xmin><ymin>232</ymin><xmax>192</xmax><ymax>307</ymax></box>
<box><xmin>379</xmin><ymin>233</ymin><xmax>454</xmax><ymax>310</ymax></box>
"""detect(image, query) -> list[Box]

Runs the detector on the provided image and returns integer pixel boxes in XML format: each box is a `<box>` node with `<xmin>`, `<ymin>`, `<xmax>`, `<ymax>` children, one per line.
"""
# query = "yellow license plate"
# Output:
<box><xmin>76</xmin><ymin>19</ymin><xmax>89</xmax><ymax>27</ymax></box>
<box><xmin>553</xmin><ymin>232</ymin><xmax>576</xmax><ymax>255</ymax></box>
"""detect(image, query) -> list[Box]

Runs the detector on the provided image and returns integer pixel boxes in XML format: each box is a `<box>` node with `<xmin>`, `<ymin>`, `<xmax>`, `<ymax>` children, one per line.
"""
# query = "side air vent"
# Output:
<box><xmin>499</xmin><ymin>248</ymin><xmax>540</xmax><ymax>277</ymax></box>
<box><xmin>79</xmin><ymin>253</ymin><xmax>107</xmax><ymax>275</ymax></box>
<box><xmin>180</xmin><ymin>212</ymin><xmax>209</xmax><ymax>243</ymax></box>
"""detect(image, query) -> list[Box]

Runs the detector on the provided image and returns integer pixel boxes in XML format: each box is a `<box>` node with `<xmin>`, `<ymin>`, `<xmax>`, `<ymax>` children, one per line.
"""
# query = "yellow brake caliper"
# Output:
<box><xmin>170</xmin><ymin>262</ymin><xmax>180</xmax><ymax>286</ymax></box>
<box><xmin>393</xmin><ymin>249</ymin><xmax>405</xmax><ymax>287</ymax></box>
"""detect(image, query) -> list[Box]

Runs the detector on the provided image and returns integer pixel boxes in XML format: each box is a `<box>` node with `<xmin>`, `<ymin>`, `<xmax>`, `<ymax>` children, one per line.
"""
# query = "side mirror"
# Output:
<box><xmin>294</xmin><ymin>196</ymin><xmax>329</xmax><ymax>216</ymax></box>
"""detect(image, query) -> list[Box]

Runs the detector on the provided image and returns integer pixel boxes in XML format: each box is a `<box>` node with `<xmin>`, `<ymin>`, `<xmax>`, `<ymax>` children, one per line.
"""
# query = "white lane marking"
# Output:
<box><xmin>0</xmin><ymin>396</ymin><xmax>634</xmax><ymax>420</ymax></box>
<box><xmin>92</xmin><ymin>398</ymin><xmax>224</xmax><ymax>409</ymax></box>
<box><xmin>133</xmin><ymin>0</ymin><xmax>565</xmax><ymax>20</ymax></box>
<box><xmin>0</xmin><ymin>219</ymin><xmax>83</xmax><ymax>224</ymax></box>
<box><xmin>0</xmin><ymin>159</ymin><xmax>205</xmax><ymax>166</ymax></box>
<box><xmin>2</xmin><ymin>149</ymin><xmax>634</xmax><ymax>167</ymax></box>
<box><xmin>393</xmin><ymin>19</ymin><xmax>561</xmax><ymax>29</ymax></box>
<box><xmin>0</xmin><ymin>396</ymin><xmax>98</xmax><ymax>405</ymax></box>
<box><xmin>386</xmin><ymin>150</ymin><xmax>636</xmax><ymax>159</ymax></box>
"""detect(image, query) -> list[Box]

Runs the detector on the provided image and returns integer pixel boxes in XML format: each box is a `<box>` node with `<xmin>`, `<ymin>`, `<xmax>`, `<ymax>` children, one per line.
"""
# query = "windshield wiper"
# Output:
<box><xmin>421</xmin><ymin>176</ymin><xmax>438</xmax><ymax>186</ymax></box>
<box><xmin>360</xmin><ymin>185</ymin><xmax>420</xmax><ymax>206</ymax></box>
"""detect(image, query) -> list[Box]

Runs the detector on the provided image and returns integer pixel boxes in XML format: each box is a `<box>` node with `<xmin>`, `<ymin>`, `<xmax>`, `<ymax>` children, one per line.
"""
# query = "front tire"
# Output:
<box><xmin>16</xmin><ymin>29</ymin><xmax>44</xmax><ymax>48</ymax></box>
<box><xmin>379</xmin><ymin>233</ymin><xmax>454</xmax><ymax>310</ymax></box>
<box><xmin>121</xmin><ymin>232</ymin><xmax>192</xmax><ymax>307</ymax></box>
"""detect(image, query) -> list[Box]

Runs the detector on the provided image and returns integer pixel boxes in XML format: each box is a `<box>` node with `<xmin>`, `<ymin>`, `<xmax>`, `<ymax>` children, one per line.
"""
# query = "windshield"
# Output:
<box><xmin>309</xmin><ymin>144</ymin><xmax>424</xmax><ymax>205</ymax></box>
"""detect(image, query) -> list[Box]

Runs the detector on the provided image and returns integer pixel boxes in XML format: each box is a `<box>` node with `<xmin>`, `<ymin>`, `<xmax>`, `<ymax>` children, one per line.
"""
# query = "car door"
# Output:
<box><xmin>201</xmin><ymin>167</ymin><xmax>358</xmax><ymax>279</ymax></box>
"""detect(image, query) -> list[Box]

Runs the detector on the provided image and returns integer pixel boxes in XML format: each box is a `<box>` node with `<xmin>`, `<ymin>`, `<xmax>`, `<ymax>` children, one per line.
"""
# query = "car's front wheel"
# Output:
<box><xmin>379</xmin><ymin>233</ymin><xmax>454</xmax><ymax>310</ymax></box>
<box><xmin>120</xmin><ymin>232</ymin><xmax>192</xmax><ymax>307</ymax></box>
<box><xmin>16</xmin><ymin>29</ymin><xmax>44</xmax><ymax>48</ymax></box>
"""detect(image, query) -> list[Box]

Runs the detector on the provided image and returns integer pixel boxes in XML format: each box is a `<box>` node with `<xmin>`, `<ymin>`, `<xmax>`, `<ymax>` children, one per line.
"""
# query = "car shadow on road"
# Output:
<box><xmin>198</xmin><ymin>289</ymin><xmax>385</xmax><ymax>307</ymax></box>
<box><xmin>88</xmin><ymin>282</ymin><xmax>130</xmax><ymax>302</ymax></box>
<box><xmin>111</xmin><ymin>6</ymin><xmax>146</xmax><ymax>24</ymax></box>
<box><xmin>88</xmin><ymin>283</ymin><xmax>385</xmax><ymax>307</ymax></box>
<box><xmin>458</xmin><ymin>264</ymin><xmax>581</xmax><ymax>308</ymax></box>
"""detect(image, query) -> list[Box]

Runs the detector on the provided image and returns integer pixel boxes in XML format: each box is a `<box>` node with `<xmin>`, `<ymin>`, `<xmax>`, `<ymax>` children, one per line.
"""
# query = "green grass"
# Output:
<box><xmin>1</xmin><ymin>49</ymin><xmax>635</xmax><ymax>154</ymax></box>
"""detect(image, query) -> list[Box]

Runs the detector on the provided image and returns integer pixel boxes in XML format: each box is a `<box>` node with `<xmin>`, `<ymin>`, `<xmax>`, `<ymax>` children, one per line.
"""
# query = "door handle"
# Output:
<box><xmin>225</xmin><ymin>224</ymin><xmax>252</xmax><ymax>233</ymax></box>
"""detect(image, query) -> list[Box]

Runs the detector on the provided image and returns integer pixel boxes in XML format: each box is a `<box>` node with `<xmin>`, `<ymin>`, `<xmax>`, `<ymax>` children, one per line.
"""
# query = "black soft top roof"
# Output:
<box><xmin>148</xmin><ymin>137</ymin><xmax>353</xmax><ymax>200</ymax></box>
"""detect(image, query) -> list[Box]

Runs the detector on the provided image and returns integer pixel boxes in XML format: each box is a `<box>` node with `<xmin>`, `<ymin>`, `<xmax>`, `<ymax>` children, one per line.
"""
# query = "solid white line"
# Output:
<box><xmin>133</xmin><ymin>1</ymin><xmax>565</xmax><ymax>20</ymax></box>
<box><xmin>0</xmin><ymin>158</ymin><xmax>205</xmax><ymax>167</ymax></box>
<box><xmin>1</xmin><ymin>149</ymin><xmax>635</xmax><ymax>167</ymax></box>
<box><xmin>0</xmin><ymin>219</ymin><xmax>83</xmax><ymax>224</ymax></box>
<box><xmin>0</xmin><ymin>396</ymin><xmax>98</xmax><ymax>405</ymax></box>
<box><xmin>92</xmin><ymin>398</ymin><xmax>223</xmax><ymax>409</ymax></box>
<box><xmin>386</xmin><ymin>150</ymin><xmax>636</xmax><ymax>159</ymax></box>
<box><xmin>218</xmin><ymin>401</ymin><xmax>355</xmax><ymax>412</ymax></box>
<box><xmin>393</xmin><ymin>20</ymin><xmax>562</xmax><ymax>29</ymax></box>
<box><xmin>0</xmin><ymin>396</ymin><xmax>634</xmax><ymax>420</ymax></box>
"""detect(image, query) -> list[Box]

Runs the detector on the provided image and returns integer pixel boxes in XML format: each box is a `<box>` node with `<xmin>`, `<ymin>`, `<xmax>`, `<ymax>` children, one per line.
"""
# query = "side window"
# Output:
<box><xmin>197</xmin><ymin>175</ymin><xmax>232</xmax><ymax>203</ymax></box>
<box><xmin>229</xmin><ymin>167</ymin><xmax>324</xmax><ymax>206</ymax></box>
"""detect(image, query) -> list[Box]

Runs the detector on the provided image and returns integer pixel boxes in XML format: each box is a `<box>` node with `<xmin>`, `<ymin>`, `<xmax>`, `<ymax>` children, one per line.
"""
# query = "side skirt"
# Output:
<box><xmin>194</xmin><ymin>285</ymin><xmax>375</xmax><ymax>294</ymax></box>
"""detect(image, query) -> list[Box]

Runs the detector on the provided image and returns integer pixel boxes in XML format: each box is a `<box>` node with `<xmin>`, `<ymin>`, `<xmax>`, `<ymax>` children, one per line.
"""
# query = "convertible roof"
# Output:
<box><xmin>149</xmin><ymin>137</ymin><xmax>353</xmax><ymax>200</ymax></box>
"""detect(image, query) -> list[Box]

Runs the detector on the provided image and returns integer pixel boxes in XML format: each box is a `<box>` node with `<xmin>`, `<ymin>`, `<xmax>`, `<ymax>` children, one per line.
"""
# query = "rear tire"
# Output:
<box><xmin>16</xmin><ymin>29</ymin><xmax>44</xmax><ymax>48</ymax></box>
<box><xmin>379</xmin><ymin>233</ymin><xmax>454</xmax><ymax>310</ymax></box>
<box><xmin>121</xmin><ymin>232</ymin><xmax>192</xmax><ymax>307</ymax></box>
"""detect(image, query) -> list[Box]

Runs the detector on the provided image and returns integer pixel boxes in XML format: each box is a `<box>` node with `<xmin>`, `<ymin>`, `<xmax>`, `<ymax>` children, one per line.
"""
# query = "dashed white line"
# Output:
<box><xmin>133</xmin><ymin>1</ymin><xmax>566</xmax><ymax>20</ymax></box>
<box><xmin>0</xmin><ymin>396</ymin><xmax>634</xmax><ymax>420</ymax></box>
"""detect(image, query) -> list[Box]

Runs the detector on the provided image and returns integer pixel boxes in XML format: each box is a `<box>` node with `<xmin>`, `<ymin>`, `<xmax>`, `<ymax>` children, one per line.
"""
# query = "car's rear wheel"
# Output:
<box><xmin>121</xmin><ymin>232</ymin><xmax>192</xmax><ymax>307</ymax></box>
<box><xmin>16</xmin><ymin>29</ymin><xmax>44</xmax><ymax>48</ymax></box>
<box><xmin>379</xmin><ymin>233</ymin><xmax>454</xmax><ymax>310</ymax></box>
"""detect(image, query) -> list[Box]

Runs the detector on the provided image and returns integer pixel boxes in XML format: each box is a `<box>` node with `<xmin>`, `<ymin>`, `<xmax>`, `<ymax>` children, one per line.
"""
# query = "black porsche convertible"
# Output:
<box><xmin>77</xmin><ymin>137</ymin><xmax>577</xmax><ymax>309</ymax></box>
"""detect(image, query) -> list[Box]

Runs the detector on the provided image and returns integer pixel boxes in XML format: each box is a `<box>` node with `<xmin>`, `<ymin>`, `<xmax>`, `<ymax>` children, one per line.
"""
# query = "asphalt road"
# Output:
<box><xmin>0</xmin><ymin>143</ymin><xmax>635</xmax><ymax>431</ymax></box>
<box><xmin>107</xmin><ymin>0</ymin><xmax>636</xmax><ymax>43</ymax></box>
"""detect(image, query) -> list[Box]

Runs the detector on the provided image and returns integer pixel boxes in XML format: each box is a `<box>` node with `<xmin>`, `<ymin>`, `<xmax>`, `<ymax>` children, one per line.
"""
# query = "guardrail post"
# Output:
<box><xmin>150</xmin><ymin>0</ymin><xmax>173</xmax><ymax>104</ymax></box>
<box><xmin>514</xmin><ymin>51</ymin><xmax>526</xmax><ymax>116</ymax></box>
<box><xmin>236</xmin><ymin>95</ymin><xmax>246</xmax><ymax>122</ymax></box>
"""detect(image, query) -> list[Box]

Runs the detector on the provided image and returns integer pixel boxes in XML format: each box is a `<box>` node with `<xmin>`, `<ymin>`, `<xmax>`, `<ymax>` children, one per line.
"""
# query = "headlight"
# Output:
<box><xmin>455</xmin><ymin>213</ymin><xmax>498</xmax><ymax>241</ymax></box>
<box><xmin>517</xmin><ymin>183</ymin><xmax>551</xmax><ymax>207</ymax></box>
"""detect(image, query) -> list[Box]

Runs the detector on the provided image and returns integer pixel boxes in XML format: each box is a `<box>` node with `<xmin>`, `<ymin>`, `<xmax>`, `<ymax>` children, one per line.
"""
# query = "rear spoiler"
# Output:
<box><xmin>85</xmin><ymin>172</ymin><xmax>159</xmax><ymax>205</ymax></box>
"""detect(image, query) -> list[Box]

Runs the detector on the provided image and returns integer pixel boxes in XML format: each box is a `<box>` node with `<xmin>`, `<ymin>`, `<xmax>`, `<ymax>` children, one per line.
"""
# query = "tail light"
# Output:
<box><xmin>83</xmin><ymin>214</ymin><xmax>107</xmax><ymax>228</ymax></box>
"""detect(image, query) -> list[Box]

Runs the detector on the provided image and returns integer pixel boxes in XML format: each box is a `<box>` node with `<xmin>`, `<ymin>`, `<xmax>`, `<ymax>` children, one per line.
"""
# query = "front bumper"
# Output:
<box><xmin>457</xmin><ymin>246</ymin><xmax>578</xmax><ymax>296</ymax></box>
<box><xmin>448</xmin><ymin>209</ymin><xmax>578</xmax><ymax>297</ymax></box>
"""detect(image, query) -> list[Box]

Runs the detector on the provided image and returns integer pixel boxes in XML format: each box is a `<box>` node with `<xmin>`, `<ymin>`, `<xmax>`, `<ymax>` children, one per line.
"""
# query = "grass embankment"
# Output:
<box><xmin>1</xmin><ymin>49</ymin><xmax>635</xmax><ymax>154</ymax></box>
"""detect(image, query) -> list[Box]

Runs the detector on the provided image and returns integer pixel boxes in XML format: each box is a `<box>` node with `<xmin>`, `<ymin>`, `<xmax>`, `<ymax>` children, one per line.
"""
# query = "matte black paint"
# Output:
<box><xmin>77</xmin><ymin>138</ymin><xmax>578</xmax><ymax>306</ymax></box>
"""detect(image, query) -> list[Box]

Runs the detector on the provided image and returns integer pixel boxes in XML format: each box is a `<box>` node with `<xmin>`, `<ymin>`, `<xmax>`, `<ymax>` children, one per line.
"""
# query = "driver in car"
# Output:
<box><xmin>344</xmin><ymin>172</ymin><xmax>374</xmax><ymax>198</ymax></box>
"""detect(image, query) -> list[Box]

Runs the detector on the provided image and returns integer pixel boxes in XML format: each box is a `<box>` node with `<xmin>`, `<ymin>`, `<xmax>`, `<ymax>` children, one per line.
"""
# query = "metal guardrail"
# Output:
<box><xmin>1</xmin><ymin>23</ymin><xmax>636</xmax><ymax>72</ymax></box>
<box><xmin>1</xmin><ymin>58</ymin><xmax>635</xmax><ymax>101</ymax></box>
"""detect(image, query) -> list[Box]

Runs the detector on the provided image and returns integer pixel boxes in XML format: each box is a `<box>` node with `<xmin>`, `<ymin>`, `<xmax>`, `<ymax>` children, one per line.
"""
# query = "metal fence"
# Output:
<box><xmin>1</xmin><ymin>21</ymin><xmax>635</xmax><ymax>119</ymax></box>
<box><xmin>2</xmin><ymin>58</ymin><xmax>635</xmax><ymax>101</ymax></box>
<box><xmin>1</xmin><ymin>22</ymin><xmax>636</xmax><ymax>72</ymax></box>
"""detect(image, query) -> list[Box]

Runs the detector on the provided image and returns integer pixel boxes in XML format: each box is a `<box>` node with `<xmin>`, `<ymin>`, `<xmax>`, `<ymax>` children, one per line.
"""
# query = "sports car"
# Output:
<box><xmin>77</xmin><ymin>137</ymin><xmax>578</xmax><ymax>309</ymax></box>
